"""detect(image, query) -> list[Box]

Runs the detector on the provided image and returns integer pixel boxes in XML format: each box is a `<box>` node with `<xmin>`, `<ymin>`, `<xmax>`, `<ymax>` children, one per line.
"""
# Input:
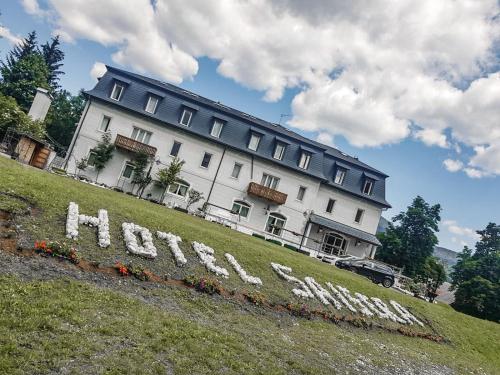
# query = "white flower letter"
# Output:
<box><xmin>122</xmin><ymin>222</ymin><xmax>157</xmax><ymax>258</ymax></box>
<box><xmin>390</xmin><ymin>300</ymin><xmax>424</xmax><ymax>327</ymax></box>
<box><xmin>270</xmin><ymin>263</ymin><xmax>314</xmax><ymax>299</ymax></box>
<box><xmin>157</xmin><ymin>231</ymin><xmax>187</xmax><ymax>266</ymax></box>
<box><xmin>225</xmin><ymin>253</ymin><xmax>262</xmax><ymax>285</ymax></box>
<box><xmin>192</xmin><ymin>241</ymin><xmax>229</xmax><ymax>278</ymax></box>
<box><xmin>304</xmin><ymin>277</ymin><xmax>343</xmax><ymax>309</ymax></box>
<box><xmin>65</xmin><ymin>202</ymin><xmax>110</xmax><ymax>247</ymax></box>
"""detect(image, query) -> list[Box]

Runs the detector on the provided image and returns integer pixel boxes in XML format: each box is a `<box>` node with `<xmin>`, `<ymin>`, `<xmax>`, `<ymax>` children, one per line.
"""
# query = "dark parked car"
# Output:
<box><xmin>336</xmin><ymin>259</ymin><xmax>395</xmax><ymax>288</ymax></box>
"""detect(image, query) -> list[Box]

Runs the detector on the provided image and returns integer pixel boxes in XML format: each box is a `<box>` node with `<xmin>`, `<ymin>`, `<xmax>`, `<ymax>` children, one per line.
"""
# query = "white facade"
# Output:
<box><xmin>66</xmin><ymin>99</ymin><xmax>386</xmax><ymax>259</ymax></box>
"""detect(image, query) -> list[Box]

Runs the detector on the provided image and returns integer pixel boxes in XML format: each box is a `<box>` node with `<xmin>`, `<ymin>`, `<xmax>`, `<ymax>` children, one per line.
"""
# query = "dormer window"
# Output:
<box><xmin>110</xmin><ymin>83</ymin><xmax>124</xmax><ymax>101</ymax></box>
<box><xmin>334</xmin><ymin>168</ymin><xmax>347</xmax><ymax>185</ymax></box>
<box><xmin>210</xmin><ymin>119</ymin><xmax>224</xmax><ymax>138</ymax></box>
<box><xmin>145</xmin><ymin>96</ymin><xmax>159</xmax><ymax>114</ymax></box>
<box><xmin>248</xmin><ymin>133</ymin><xmax>261</xmax><ymax>151</ymax></box>
<box><xmin>273</xmin><ymin>142</ymin><xmax>286</xmax><ymax>160</ymax></box>
<box><xmin>298</xmin><ymin>151</ymin><xmax>311</xmax><ymax>169</ymax></box>
<box><xmin>180</xmin><ymin>108</ymin><xmax>193</xmax><ymax>126</ymax></box>
<box><xmin>363</xmin><ymin>179</ymin><xmax>374</xmax><ymax>195</ymax></box>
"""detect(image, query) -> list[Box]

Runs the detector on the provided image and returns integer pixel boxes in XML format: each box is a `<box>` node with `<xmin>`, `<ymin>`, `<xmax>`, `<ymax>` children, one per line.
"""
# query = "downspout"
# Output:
<box><xmin>63</xmin><ymin>98</ymin><xmax>91</xmax><ymax>169</ymax></box>
<box><xmin>251</xmin><ymin>154</ymin><xmax>254</xmax><ymax>180</ymax></box>
<box><xmin>206</xmin><ymin>147</ymin><xmax>227</xmax><ymax>205</ymax></box>
<box><xmin>299</xmin><ymin>218</ymin><xmax>311</xmax><ymax>251</ymax></box>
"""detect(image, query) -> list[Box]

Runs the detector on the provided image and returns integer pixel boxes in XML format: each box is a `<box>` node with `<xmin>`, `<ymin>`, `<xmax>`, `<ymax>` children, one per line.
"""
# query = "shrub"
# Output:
<box><xmin>243</xmin><ymin>291</ymin><xmax>268</xmax><ymax>306</ymax></box>
<box><xmin>114</xmin><ymin>262</ymin><xmax>153</xmax><ymax>281</ymax></box>
<box><xmin>184</xmin><ymin>275</ymin><xmax>222</xmax><ymax>295</ymax></box>
<box><xmin>284</xmin><ymin>244</ymin><xmax>298</xmax><ymax>252</ymax></box>
<box><xmin>286</xmin><ymin>303</ymin><xmax>312</xmax><ymax>319</ymax></box>
<box><xmin>266</xmin><ymin>238</ymin><xmax>283</xmax><ymax>246</ymax></box>
<box><xmin>252</xmin><ymin>233</ymin><xmax>265</xmax><ymax>240</ymax></box>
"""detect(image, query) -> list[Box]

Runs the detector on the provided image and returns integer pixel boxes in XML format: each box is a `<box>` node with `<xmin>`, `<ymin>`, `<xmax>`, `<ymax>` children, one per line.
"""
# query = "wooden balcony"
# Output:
<box><xmin>114</xmin><ymin>134</ymin><xmax>157</xmax><ymax>157</ymax></box>
<box><xmin>247</xmin><ymin>182</ymin><xmax>287</xmax><ymax>205</ymax></box>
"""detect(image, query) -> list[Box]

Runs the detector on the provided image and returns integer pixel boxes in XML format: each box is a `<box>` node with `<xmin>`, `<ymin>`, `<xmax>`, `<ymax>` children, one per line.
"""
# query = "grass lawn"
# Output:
<box><xmin>0</xmin><ymin>156</ymin><xmax>499</xmax><ymax>374</ymax></box>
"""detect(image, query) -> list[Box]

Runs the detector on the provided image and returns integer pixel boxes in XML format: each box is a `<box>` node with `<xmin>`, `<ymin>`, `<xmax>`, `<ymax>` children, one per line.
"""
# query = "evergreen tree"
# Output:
<box><xmin>41</xmin><ymin>35</ymin><xmax>64</xmax><ymax>90</ymax></box>
<box><xmin>2</xmin><ymin>31</ymin><xmax>38</xmax><ymax>70</ymax></box>
<box><xmin>45</xmin><ymin>90</ymin><xmax>85</xmax><ymax>153</ymax></box>
<box><xmin>451</xmin><ymin>223</ymin><xmax>499</xmax><ymax>322</ymax></box>
<box><xmin>0</xmin><ymin>47</ymin><xmax>50</xmax><ymax>111</ymax></box>
<box><xmin>376</xmin><ymin>196</ymin><xmax>441</xmax><ymax>278</ymax></box>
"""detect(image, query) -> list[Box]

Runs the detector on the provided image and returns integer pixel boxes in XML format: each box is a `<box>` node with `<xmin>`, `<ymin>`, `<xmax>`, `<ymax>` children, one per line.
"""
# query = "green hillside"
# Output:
<box><xmin>0</xmin><ymin>156</ymin><xmax>498</xmax><ymax>374</ymax></box>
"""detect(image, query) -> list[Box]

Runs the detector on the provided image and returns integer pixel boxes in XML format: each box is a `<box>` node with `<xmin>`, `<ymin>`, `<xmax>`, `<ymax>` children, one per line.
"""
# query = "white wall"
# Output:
<box><xmin>68</xmin><ymin>100</ymin><xmax>383</xmax><ymax>253</ymax></box>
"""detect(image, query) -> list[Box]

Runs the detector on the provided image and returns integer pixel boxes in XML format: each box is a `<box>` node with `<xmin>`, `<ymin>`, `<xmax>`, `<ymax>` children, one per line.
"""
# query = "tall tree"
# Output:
<box><xmin>0</xmin><ymin>50</ymin><xmax>50</xmax><ymax>112</ymax></box>
<box><xmin>45</xmin><ymin>90</ymin><xmax>85</xmax><ymax>153</ymax></box>
<box><xmin>451</xmin><ymin>223</ymin><xmax>499</xmax><ymax>322</ymax></box>
<box><xmin>41</xmin><ymin>35</ymin><xmax>64</xmax><ymax>90</ymax></box>
<box><xmin>0</xmin><ymin>93</ymin><xmax>45</xmax><ymax>140</ymax></box>
<box><xmin>376</xmin><ymin>196</ymin><xmax>441</xmax><ymax>277</ymax></box>
<box><xmin>2</xmin><ymin>31</ymin><xmax>38</xmax><ymax>70</ymax></box>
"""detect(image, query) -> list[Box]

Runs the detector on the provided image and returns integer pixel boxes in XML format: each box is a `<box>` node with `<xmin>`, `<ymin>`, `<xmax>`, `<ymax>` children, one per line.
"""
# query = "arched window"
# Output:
<box><xmin>265</xmin><ymin>212</ymin><xmax>287</xmax><ymax>236</ymax></box>
<box><xmin>321</xmin><ymin>232</ymin><xmax>348</xmax><ymax>255</ymax></box>
<box><xmin>168</xmin><ymin>179</ymin><xmax>190</xmax><ymax>197</ymax></box>
<box><xmin>231</xmin><ymin>200</ymin><xmax>251</xmax><ymax>218</ymax></box>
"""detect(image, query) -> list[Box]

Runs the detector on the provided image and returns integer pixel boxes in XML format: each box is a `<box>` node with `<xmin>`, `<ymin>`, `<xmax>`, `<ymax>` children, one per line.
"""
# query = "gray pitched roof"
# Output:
<box><xmin>310</xmin><ymin>214</ymin><xmax>382</xmax><ymax>246</ymax></box>
<box><xmin>85</xmin><ymin>65</ymin><xmax>391</xmax><ymax>208</ymax></box>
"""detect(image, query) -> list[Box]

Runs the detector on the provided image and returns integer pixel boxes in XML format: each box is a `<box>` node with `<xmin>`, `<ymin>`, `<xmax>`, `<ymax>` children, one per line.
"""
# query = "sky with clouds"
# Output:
<box><xmin>1</xmin><ymin>0</ymin><xmax>499</xmax><ymax>251</ymax></box>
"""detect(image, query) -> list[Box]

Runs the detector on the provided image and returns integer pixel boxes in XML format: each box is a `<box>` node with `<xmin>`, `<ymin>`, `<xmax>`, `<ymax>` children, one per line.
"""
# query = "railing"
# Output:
<box><xmin>247</xmin><ymin>182</ymin><xmax>287</xmax><ymax>205</ymax></box>
<box><xmin>114</xmin><ymin>134</ymin><xmax>157</xmax><ymax>157</ymax></box>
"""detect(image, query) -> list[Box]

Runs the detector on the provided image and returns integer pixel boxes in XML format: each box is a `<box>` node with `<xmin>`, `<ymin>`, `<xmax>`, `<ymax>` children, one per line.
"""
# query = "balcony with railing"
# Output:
<box><xmin>247</xmin><ymin>182</ymin><xmax>287</xmax><ymax>205</ymax></box>
<box><xmin>114</xmin><ymin>134</ymin><xmax>157</xmax><ymax>157</ymax></box>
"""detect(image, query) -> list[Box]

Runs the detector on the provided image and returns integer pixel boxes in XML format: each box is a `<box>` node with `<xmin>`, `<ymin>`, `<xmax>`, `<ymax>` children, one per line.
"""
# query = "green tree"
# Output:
<box><xmin>0</xmin><ymin>93</ymin><xmax>45</xmax><ymax>139</ymax></box>
<box><xmin>2</xmin><ymin>31</ymin><xmax>38</xmax><ymax>70</ymax></box>
<box><xmin>44</xmin><ymin>90</ymin><xmax>85</xmax><ymax>153</ymax></box>
<box><xmin>376</xmin><ymin>196</ymin><xmax>441</xmax><ymax>278</ymax></box>
<box><xmin>0</xmin><ymin>52</ymin><xmax>50</xmax><ymax>111</ymax></box>
<box><xmin>41</xmin><ymin>35</ymin><xmax>64</xmax><ymax>90</ymax></box>
<box><xmin>91</xmin><ymin>133</ymin><xmax>114</xmax><ymax>182</ymax></box>
<box><xmin>155</xmin><ymin>157</ymin><xmax>185</xmax><ymax>203</ymax></box>
<box><xmin>451</xmin><ymin>223</ymin><xmax>499</xmax><ymax>322</ymax></box>
<box><xmin>131</xmin><ymin>152</ymin><xmax>152</xmax><ymax>198</ymax></box>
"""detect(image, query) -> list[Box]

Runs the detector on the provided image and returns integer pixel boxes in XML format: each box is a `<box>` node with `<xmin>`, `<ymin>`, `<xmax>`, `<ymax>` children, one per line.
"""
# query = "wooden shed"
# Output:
<box><xmin>14</xmin><ymin>134</ymin><xmax>54</xmax><ymax>170</ymax></box>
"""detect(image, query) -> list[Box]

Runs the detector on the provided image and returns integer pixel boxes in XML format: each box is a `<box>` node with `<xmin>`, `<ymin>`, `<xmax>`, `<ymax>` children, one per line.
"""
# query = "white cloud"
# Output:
<box><xmin>443</xmin><ymin>220</ymin><xmax>480</xmax><ymax>246</ymax></box>
<box><xmin>316</xmin><ymin>132</ymin><xmax>334</xmax><ymax>147</ymax></box>
<box><xmin>443</xmin><ymin>159</ymin><xmax>463</xmax><ymax>173</ymax></box>
<box><xmin>90</xmin><ymin>62</ymin><xmax>107</xmax><ymax>81</ymax></box>
<box><xmin>23</xmin><ymin>0</ymin><xmax>500</xmax><ymax>177</ymax></box>
<box><xmin>0</xmin><ymin>26</ymin><xmax>22</xmax><ymax>45</ymax></box>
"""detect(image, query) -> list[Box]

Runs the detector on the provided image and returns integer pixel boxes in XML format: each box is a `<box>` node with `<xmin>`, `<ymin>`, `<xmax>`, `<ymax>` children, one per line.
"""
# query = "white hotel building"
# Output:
<box><xmin>65</xmin><ymin>66</ymin><xmax>391</xmax><ymax>259</ymax></box>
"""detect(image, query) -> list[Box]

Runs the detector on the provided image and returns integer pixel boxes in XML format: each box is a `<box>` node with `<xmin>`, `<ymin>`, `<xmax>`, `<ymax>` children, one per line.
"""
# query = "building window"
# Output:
<box><xmin>231</xmin><ymin>162</ymin><xmax>242</xmax><ymax>178</ymax></box>
<box><xmin>121</xmin><ymin>162</ymin><xmax>134</xmax><ymax>179</ymax></box>
<box><xmin>321</xmin><ymin>232</ymin><xmax>347</xmax><ymax>256</ymax></box>
<box><xmin>168</xmin><ymin>180</ymin><xmax>189</xmax><ymax>197</ymax></box>
<box><xmin>261</xmin><ymin>173</ymin><xmax>280</xmax><ymax>189</ymax></box>
<box><xmin>170</xmin><ymin>141</ymin><xmax>182</xmax><ymax>157</ymax></box>
<box><xmin>99</xmin><ymin>116</ymin><xmax>111</xmax><ymax>132</ymax></box>
<box><xmin>334</xmin><ymin>168</ymin><xmax>346</xmax><ymax>185</ymax></box>
<box><xmin>248</xmin><ymin>133</ymin><xmax>261</xmax><ymax>151</ymax></box>
<box><xmin>87</xmin><ymin>151</ymin><xmax>97</xmax><ymax>167</ymax></box>
<box><xmin>363</xmin><ymin>179</ymin><xmax>374</xmax><ymax>195</ymax></box>
<box><xmin>296</xmin><ymin>186</ymin><xmax>306</xmax><ymax>201</ymax></box>
<box><xmin>210</xmin><ymin>119</ymin><xmax>224</xmax><ymax>138</ymax></box>
<box><xmin>326</xmin><ymin>198</ymin><xmax>336</xmax><ymax>213</ymax></box>
<box><xmin>180</xmin><ymin>108</ymin><xmax>193</xmax><ymax>126</ymax></box>
<box><xmin>145</xmin><ymin>96</ymin><xmax>159</xmax><ymax>114</ymax></box>
<box><xmin>273</xmin><ymin>143</ymin><xmax>286</xmax><ymax>160</ymax></box>
<box><xmin>131</xmin><ymin>127</ymin><xmax>152</xmax><ymax>144</ymax></box>
<box><xmin>110</xmin><ymin>83</ymin><xmax>124</xmax><ymax>101</ymax></box>
<box><xmin>265</xmin><ymin>213</ymin><xmax>286</xmax><ymax>236</ymax></box>
<box><xmin>231</xmin><ymin>200</ymin><xmax>250</xmax><ymax>218</ymax></box>
<box><xmin>298</xmin><ymin>152</ymin><xmax>311</xmax><ymax>169</ymax></box>
<box><xmin>355</xmin><ymin>209</ymin><xmax>364</xmax><ymax>223</ymax></box>
<box><xmin>200</xmin><ymin>152</ymin><xmax>212</xmax><ymax>168</ymax></box>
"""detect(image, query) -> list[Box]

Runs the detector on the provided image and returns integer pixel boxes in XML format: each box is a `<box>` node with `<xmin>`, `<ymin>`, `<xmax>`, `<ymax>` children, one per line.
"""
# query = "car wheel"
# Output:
<box><xmin>382</xmin><ymin>277</ymin><xmax>393</xmax><ymax>288</ymax></box>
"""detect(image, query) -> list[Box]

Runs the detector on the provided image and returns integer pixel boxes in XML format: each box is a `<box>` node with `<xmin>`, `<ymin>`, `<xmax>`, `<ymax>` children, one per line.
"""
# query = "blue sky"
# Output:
<box><xmin>1</xmin><ymin>1</ymin><xmax>499</xmax><ymax>251</ymax></box>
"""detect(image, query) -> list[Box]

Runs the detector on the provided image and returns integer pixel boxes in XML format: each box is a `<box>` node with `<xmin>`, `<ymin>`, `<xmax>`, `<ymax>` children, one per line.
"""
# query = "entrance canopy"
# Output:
<box><xmin>309</xmin><ymin>214</ymin><xmax>381</xmax><ymax>247</ymax></box>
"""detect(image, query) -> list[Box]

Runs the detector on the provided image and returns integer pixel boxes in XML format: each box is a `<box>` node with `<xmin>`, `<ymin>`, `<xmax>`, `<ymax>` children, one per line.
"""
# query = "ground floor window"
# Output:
<box><xmin>321</xmin><ymin>232</ymin><xmax>347</xmax><ymax>255</ymax></box>
<box><xmin>87</xmin><ymin>151</ymin><xmax>97</xmax><ymax>167</ymax></box>
<box><xmin>265</xmin><ymin>213</ymin><xmax>286</xmax><ymax>236</ymax></box>
<box><xmin>168</xmin><ymin>180</ymin><xmax>189</xmax><ymax>197</ymax></box>
<box><xmin>121</xmin><ymin>162</ymin><xmax>134</xmax><ymax>179</ymax></box>
<box><xmin>231</xmin><ymin>200</ymin><xmax>250</xmax><ymax>218</ymax></box>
